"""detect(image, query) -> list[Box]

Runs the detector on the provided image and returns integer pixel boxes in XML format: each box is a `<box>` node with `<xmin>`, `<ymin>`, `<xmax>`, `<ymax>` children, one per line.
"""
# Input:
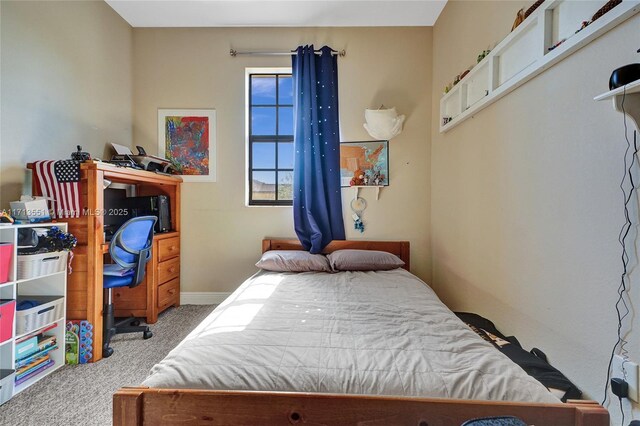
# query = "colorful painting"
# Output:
<box><xmin>339</xmin><ymin>140</ymin><xmax>389</xmax><ymax>187</ymax></box>
<box><xmin>158</xmin><ymin>109</ymin><xmax>216</xmax><ymax>182</ymax></box>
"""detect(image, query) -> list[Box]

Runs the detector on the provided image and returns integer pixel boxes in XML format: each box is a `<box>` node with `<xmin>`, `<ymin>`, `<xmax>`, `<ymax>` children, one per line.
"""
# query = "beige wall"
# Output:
<box><xmin>432</xmin><ymin>0</ymin><xmax>640</xmax><ymax>419</ymax></box>
<box><xmin>132</xmin><ymin>27</ymin><xmax>432</xmax><ymax>293</ymax></box>
<box><xmin>0</xmin><ymin>0</ymin><xmax>132</xmax><ymax>207</ymax></box>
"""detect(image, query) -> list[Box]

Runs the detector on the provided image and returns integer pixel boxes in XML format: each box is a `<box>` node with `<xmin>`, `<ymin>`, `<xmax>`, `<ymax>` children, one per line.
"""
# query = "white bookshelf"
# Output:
<box><xmin>440</xmin><ymin>0</ymin><xmax>640</xmax><ymax>133</ymax></box>
<box><xmin>0</xmin><ymin>223</ymin><xmax>67</xmax><ymax>403</ymax></box>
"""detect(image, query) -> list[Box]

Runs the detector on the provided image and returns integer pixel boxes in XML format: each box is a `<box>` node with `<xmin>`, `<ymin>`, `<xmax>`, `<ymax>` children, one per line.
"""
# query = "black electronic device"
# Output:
<box><xmin>108</xmin><ymin>154</ymin><xmax>143</xmax><ymax>169</ymax></box>
<box><xmin>104</xmin><ymin>187</ymin><xmax>131</xmax><ymax>241</ymax></box>
<box><xmin>71</xmin><ymin>145</ymin><xmax>91</xmax><ymax>162</ymax></box>
<box><xmin>124</xmin><ymin>195</ymin><xmax>171</xmax><ymax>233</ymax></box>
<box><xmin>609</xmin><ymin>48</ymin><xmax>640</xmax><ymax>90</ymax></box>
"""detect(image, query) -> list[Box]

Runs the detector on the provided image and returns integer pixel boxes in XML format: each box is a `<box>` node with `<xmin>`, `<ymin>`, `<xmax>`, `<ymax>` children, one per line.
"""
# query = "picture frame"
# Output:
<box><xmin>158</xmin><ymin>108</ymin><xmax>216</xmax><ymax>182</ymax></box>
<box><xmin>339</xmin><ymin>140</ymin><xmax>389</xmax><ymax>187</ymax></box>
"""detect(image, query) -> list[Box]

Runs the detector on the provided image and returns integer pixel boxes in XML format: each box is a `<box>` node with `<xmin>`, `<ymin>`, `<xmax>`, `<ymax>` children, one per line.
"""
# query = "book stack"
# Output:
<box><xmin>14</xmin><ymin>329</ymin><xmax>58</xmax><ymax>386</ymax></box>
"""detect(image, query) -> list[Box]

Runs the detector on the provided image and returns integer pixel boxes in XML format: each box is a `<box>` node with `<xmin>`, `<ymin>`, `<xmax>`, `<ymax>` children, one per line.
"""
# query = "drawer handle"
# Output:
<box><xmin>168</xmin><ymin>289</ymin><xmax>176</xmax><ymax>295</ymax></box>
<box><xmin>37</xmin><ymin>306</ymin><xmax>55</xmax><ymax>315</ymax></box>
<box><xmin>168</xmin><ymin>267</ymin><xmax>176</xmax><ymax>273</ymax></box>
<box><xmin>169</xmin><ymin>246</ymin><xmax>177</xmax><ymax>251</ymax></box>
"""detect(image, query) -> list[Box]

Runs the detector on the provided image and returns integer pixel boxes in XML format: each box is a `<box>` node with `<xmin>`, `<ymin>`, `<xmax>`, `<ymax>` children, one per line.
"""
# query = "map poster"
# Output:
<box><xmin>339</xmin><ymin>140</ymin><xmax>389</xmax><ymax>187</ymax></box>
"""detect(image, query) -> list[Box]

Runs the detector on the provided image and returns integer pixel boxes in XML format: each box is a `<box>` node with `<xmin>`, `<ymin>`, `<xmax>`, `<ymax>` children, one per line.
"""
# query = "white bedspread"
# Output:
<box><xmin>143</xmin><ymin>269</ymin><xmax>559</xmax><ymax>403</ymax></box>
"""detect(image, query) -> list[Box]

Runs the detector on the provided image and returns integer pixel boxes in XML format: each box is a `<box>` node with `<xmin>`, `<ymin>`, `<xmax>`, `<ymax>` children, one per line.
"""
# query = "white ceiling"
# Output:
<box><xmin>105</xmin><ymin>0</ymin><xmax>448</xmax><ymax>27</ymax></box>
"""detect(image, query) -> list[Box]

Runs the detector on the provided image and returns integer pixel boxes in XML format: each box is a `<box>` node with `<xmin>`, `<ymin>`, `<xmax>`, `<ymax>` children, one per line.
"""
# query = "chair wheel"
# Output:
<box><xmin>103</xmin><ymin>347</ymin><xmax>114</xmax><ymax>358</ymax></box>
<box><xmin>130</xmin><ymin>320</ymin><xmax>140</xmax><ymax>326</ymax></box>
<box><xmin>143</xmin><ymin>330</ymin><xmax>153</xmax><ymax>339</ymax></box>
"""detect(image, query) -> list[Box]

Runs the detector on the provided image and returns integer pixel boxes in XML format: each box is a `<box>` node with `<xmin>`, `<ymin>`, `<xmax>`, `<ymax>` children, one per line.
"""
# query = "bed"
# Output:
<box><xmin>113</xmin><ymin>239</ymin><xmax>608</xmax><ymax>425</ymax></box>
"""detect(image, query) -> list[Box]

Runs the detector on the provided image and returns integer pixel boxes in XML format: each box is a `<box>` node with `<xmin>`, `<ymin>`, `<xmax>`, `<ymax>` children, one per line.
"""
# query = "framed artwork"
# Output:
<box><xmin>158</xmin><ymin>109</ymin><xmax>216</xmax><ymax>182</ymax></box>
<box><xmin>339</xmin><ymin>140</ymin><xmax>389</xmax><ymax>187</ymax></box>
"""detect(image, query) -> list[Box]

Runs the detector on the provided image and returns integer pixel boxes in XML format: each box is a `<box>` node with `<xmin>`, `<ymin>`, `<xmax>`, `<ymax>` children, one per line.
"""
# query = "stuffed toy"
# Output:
<box><xmin>350</xmin><ymin>169</ymin><xmax>365</xmax><ymax>186</ymax></box>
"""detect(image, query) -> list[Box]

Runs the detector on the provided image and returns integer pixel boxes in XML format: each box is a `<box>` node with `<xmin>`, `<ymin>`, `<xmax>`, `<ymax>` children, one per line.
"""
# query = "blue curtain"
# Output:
<box><xmin>292</xmin><ymin>45</ymin><xmax>345</xmax><ymax>253</ymax></box>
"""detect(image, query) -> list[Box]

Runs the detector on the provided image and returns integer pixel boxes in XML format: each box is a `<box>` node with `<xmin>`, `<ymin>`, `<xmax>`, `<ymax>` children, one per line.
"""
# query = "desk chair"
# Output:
<box><xmin>103</xmin><ymin>216</ymin><xmax>157</xmax><ymax>358</ymax></box>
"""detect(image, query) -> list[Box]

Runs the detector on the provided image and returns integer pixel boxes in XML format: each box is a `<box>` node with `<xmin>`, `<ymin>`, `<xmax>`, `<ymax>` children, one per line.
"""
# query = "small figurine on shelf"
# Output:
<box><xmin>477</xmin><ymin>49</ymin><xmax>491</xmax><ymax>63</ymax></box>
<box><xmin>511</xmin><ymin>8</ymin><xmax>525</xmax><ymax>31</ymax></box>
<box><xmin>575</xmin><ymin>21</ymin><xmax>590</xmax><ymax>34</ymax></box>
<box><xmin>0</xmin><ymin>211</ymin><xmax>14</xmax><ymax>224</ymax></box>
<box><xmin>363</xmin><ymin>174</ymin><xmax>370</xmax><ymax>186</ymax></box>
<box><xmin>548</xmin><ymin>38</ymin><xmax>567</xmax><ymax>52</ymax></box>
<box><xmin>371</xmin><ymin>167</ymin><xmax>385</xmax><ymax>186</ymax></box>
<box><xmin>349</xmin><ymin>169</ymin><xmax>365</xmax><ymax>186</ymax></box>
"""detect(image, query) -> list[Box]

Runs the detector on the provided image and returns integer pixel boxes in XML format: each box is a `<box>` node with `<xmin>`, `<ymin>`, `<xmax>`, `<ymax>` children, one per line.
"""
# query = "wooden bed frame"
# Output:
<box><xmin>113</xmin><ymin>239</ymin><xmax>608</xmax><ymax>425</ymax></box>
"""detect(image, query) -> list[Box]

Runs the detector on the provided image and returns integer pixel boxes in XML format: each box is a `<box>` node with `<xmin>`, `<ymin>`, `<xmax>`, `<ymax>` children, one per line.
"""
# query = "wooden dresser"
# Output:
<box><xmin>28</xmin><ymin>161</ymin><xmax>182</xmax><ymax>361</ymax></box>
<box><xmin>108</xmin><ymin>232</ymin><xmax>180</xmax><ymax>323</ymax></box>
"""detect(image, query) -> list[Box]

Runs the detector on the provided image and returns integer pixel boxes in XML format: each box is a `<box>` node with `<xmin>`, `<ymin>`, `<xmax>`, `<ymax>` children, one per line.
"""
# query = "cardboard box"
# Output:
<box><xmin>10</xmin><ymin>196</ymin><xmax>51</xmax><ymax>223</ymax></box>
<box><xmin>10</xmin><ymin>196</ymin><xmax>51</xmax><ymax>222</ymax></box>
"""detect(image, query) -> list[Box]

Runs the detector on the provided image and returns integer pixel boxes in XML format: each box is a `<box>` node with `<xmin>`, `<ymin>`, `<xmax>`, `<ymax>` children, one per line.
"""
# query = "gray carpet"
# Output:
<box><xmin>0</xmin><ymin>305</ymin><xmax>216</xmax><ymax>426</ymax></box>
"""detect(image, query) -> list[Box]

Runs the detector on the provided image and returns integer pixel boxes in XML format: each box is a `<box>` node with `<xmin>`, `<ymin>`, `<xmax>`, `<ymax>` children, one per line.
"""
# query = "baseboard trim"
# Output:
<box><xmin>180</xmin><ymin>292</ymin><xmax>231</xmax><ymax>305</ymax></box>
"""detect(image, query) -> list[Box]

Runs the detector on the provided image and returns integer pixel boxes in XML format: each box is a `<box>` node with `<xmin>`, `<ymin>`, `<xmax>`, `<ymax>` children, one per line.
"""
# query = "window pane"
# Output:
<box><xmin>278</xmin><ymin>106</ymin><xmax>293</xmax><ymax>135</ymax></box>
<box><xmin>252</xmin><ymin>171</ymin><xmax>276</xmax><ymax>201</ymax></box>
<box><xmin>278</xmin><ymin>76</ymin><xmax>293</xmax><ymax>104</ymax></box>
<box><xmin>251</xmin><ymin>75</ymin><xmax>276</xmax><ymax>105</ymax></box>
<box><xmin>278</xmin><ymin>143</ymin><xmax>294</xmax><ymax>169</ymax></box>
<box><xmin>278</xmin><ymin>171</ymin><xmax>293</xmax><ymax>200</ymax></box>
<box><xmin>252</xmin><ymin>107</ymin><xmax>276</xmax><ymax>135</ymax></box>
<box><xmin>252</xmin><ymin>142</ymin><xmax>275</xmax><ymax>169</ymax></box>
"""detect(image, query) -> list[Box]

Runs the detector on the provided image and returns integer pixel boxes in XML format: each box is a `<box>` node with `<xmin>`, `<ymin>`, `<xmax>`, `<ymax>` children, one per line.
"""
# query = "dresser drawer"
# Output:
<box><xmin>158</xmin><ymin>237</ymin><xmax>180</xmax><ymax>262</ymax></box>
<box><xmin>157</xmin><ymin>278</ymin><xmax>179</xmax><ymax>310</ymax></box>
<box><xmin>158</xmin><ymin>257</ymin><xmax>180</xmax><ymax>284</ymax></box>
<box><xmin>112</xmin><ymin>283</ymin><xmax>147</xmax><ymax>310</ymax></box>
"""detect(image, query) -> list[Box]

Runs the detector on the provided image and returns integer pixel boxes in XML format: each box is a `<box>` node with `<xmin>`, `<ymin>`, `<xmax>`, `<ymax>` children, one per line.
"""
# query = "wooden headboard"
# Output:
<box><xmin>262</xmin><ymin>239</ymin><xmax>410</xmax><ymax>271</ymax></box>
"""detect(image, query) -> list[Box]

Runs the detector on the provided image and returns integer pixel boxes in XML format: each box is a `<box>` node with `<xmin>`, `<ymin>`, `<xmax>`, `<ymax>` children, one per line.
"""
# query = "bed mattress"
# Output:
<box><xmin>143</xmin><ymin>269</ymin><xmax>559</xmax><ymax>403</ymax></box>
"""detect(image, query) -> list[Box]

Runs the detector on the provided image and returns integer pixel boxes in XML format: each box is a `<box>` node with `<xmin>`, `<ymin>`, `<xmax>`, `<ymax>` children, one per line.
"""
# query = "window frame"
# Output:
<box><xmin>245</xmin><ymin>67</ymin><xmax>294</xmax><ymax>207</ymax></box>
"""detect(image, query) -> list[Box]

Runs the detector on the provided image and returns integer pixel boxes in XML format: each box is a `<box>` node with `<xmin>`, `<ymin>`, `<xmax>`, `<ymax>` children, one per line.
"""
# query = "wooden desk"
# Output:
<box><xmin>28</xmin><ymin>161</ymin><xmax>182</xmax><ymax>361</ymax></box>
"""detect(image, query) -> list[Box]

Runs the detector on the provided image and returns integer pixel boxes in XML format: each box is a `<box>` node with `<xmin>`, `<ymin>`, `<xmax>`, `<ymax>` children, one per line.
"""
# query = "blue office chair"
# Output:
<box><xmin>103</xmin><ymin>216</ymin><xmax>157</xmax><ymax>358</ymax></box>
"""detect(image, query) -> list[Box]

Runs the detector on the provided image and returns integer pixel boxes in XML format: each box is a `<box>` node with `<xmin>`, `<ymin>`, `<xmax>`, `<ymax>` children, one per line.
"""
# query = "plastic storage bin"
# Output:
<box><xmin>0</xmin><ymin>370</ymin><xmax>14</xmax><ymax>405</ymax></box>
<box><xmin>15</xmin><ymin>296</ymin><xmax>64</xmax><ymax>336</ymax></box>
<box><xmin>0</xmin><ymin>243</ymin><xmax>12</xmax><ymax>283</ymax></box>
<box><xmin>0</xmin><ymin>300</ymin><xmax>15</xmax><ymax>343</ymax></box>
<box><xmin>17</xmin><ymin>251</ymin><xmax>68</xmax><ymax>281</ymax></box>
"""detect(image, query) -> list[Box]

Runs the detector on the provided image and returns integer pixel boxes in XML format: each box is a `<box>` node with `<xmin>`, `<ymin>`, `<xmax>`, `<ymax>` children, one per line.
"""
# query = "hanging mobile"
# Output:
<box><xmin>350</xmin><ymin>196</ymin><xmax>367</xmax><ymax>233</ymax></box>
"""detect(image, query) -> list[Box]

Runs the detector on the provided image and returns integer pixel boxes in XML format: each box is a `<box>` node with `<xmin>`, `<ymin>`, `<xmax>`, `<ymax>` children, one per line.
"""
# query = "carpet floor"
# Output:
<box><xmin>0</xmin><ymin>304</ymin><xmax>216</xmax><ymax>426</ymax></box>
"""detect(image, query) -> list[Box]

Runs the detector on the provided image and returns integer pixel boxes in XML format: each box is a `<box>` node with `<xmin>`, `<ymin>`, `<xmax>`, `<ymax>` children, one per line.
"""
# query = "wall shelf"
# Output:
<box><xmin>595</xmin><ymin>79</ymin><xmax>640</xmax><ymax>130</ymax></box>
<box><xmin>351</xmin><ymin>185</ymin><xmax>385</xmax><ymax>201</ymax></box>
<box><xmin>440</xmin><ymin>0</ymin><xmax>640</xmax><ymax>133</ymax></box>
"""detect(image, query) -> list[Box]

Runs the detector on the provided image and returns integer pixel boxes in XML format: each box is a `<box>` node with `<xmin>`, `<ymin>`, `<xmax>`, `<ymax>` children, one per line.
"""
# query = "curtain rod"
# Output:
<box><xmin>230</xmin><ymin>49</ymin><xmax>346</xmax><ymax>57</ymax></box>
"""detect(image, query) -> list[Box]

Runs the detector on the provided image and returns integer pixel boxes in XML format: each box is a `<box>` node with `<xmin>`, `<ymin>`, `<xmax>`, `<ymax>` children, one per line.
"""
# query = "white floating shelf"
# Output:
<box><xmin>595</xmin><ymin>79</ymin><xmax>640</xmax><ymax>131</ymax></box>
<box><xmin>350</xmin><ymin>185</ymin><xmax>385</xmax><ymax>201</ymax></box>
<box><xmin>440</xmin><ymin>0</ymin><xmax>640</xmax><ymax>133</ymax></box>
<box><xmin>594</xmin><ymin>79</ymin><xmax>640</xmax><ymax>101</ymax></box>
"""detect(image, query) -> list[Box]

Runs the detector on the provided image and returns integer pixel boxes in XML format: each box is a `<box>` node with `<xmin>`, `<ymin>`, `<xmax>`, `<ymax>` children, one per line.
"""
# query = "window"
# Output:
<box><xmin>248</xmin><ymin>71</ymin><xmax>294</xmax><ymax>206</ymax></box>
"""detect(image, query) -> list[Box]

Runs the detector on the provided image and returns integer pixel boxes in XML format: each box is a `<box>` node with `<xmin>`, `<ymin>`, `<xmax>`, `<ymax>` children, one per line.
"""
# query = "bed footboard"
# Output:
<box><xmin>113</xmin><ymin>387</ymin><xmax>608</xmax><ymax>425</ymax></box>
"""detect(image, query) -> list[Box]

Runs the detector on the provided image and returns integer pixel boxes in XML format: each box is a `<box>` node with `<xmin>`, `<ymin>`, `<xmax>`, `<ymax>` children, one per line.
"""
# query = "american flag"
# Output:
<box><xmin>33</xmin><ymin>160</ymin><xmax>81</xmax><ymax>218</ymax></box>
